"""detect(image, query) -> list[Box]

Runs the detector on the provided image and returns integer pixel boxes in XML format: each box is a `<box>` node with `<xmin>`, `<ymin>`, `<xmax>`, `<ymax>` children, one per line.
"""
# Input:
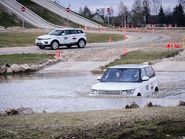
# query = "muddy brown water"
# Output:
<box><xmin>0</xmin><ymin>71</ymin><xmax>185</xmax><ymax>113</ymax></box>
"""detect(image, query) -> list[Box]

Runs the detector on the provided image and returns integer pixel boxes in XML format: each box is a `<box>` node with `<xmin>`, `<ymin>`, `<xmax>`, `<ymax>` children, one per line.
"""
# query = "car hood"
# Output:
<box><xmin>91</xmin><ymin>82</ymin><xmax>140</xmax><ymax>90</ymax></box>
<box><xmin>37</xmin><ymin>35</ymin><xmax>54</xmax><ymax>39</ymax></box>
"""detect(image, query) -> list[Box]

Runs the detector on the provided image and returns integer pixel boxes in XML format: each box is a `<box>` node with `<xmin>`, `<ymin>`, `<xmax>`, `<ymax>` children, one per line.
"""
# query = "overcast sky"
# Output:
<box><xmin>58</xmin><ymin>0</ymin><xmax>179</xmax><ymax>15</ymax></box>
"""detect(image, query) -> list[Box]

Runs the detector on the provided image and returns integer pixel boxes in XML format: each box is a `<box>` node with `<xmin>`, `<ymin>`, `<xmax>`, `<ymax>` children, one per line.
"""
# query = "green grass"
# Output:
<box><xmin>106</xmin><ymin>50</ymin><xmax>182</xmax><ymax>67</ymax></box>
<box><xmin>0</xmin><ymin>32</ymin><xmax>124</xmax><ymax>48</ymax></box>
<box><xmin>0</xmin><ymin>32</ymin><xmax>43</xmax><ymax>47</ymax></box>
<box><xmin>87</xmin><ymin>33</ymin><xmax>123</xmax><ymax>43</ymax></box>
<box><xmin>0</xmin><ymin>53</ymin><xmax>54</xmax><ymax>65</ymax></box>
<box><xmin>0</xmin><ymin>107</ymin><xmax>185</xmax><ymax>139</ymax></box>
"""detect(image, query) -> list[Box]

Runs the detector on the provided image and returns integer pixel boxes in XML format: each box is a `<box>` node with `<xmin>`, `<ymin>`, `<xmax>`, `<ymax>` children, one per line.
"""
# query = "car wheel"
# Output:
<box><xmin>38</xmin><ymin>46</ymin><xmax>45</xmax><ymax>49</ymax></box>
<box><xmin>51</xmin><ymin>41</ymin><xmax>59</xmax><ymax>50</ymax></box>
<box><xmin>77</xmin><ymin>39</ymin><xmax>86</xmax><ymax>48</ymax></box>
<box><xmin>154</xmin><ymin>87</ymin><xmax>159</xmax><ymax>94</ymax></box>
<box><xmin>137</xmin><ymin>93</ymin><xmax>141</xmax><ymax>96</ymax></box>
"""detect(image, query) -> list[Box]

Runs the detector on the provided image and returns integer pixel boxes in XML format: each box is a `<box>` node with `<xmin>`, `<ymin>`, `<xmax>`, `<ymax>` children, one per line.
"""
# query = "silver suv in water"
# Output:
<box><xmin>91</xmin><ymin>64</ymin><xmax>159</xmax><ymax>97</ymax></box>
<box><xmin>35</xmin><ymin>28</ymin><xmax>87</xmax><ymax>50</ymax></box>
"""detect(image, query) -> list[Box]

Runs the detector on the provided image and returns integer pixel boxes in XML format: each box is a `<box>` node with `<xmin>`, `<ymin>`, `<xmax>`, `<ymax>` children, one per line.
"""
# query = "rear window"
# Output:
<box><xmin>144</xmin><ymin>66</ymin><xmax>155</xmax><ymax>78</ymax></box>
<box><xmin>77</xmin><ymin>30</ymin><xmax>84</xmax><ymax>34</ymax></box>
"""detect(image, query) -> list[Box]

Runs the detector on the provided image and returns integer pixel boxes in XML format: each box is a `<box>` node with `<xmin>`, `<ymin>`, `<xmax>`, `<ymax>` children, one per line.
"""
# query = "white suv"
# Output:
<box><xmin>35</xmin><ymin>28</ymin><xmax>87</xmax><ymax>50</ymax></box>
<box><xmin>91</xmin><ymin>64</ymin><xmax>159</xmax><ymax>97</ymax></box>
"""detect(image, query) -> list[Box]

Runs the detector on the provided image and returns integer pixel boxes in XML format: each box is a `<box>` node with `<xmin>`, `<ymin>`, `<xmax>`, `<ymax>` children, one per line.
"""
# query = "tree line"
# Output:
<box><xmin>79</xmin><ymin>0</ymin><xmax>185</xmax><ymax>27</ymax></box>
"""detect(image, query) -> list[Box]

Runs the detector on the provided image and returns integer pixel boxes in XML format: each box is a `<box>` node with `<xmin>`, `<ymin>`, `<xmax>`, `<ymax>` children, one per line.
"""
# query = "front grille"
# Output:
<box><xmin>98</xmin><ymin>90</ymin><xmax>121</xmax><ymax>95</ymax></box>
<box><xmin>37</xmin><ymin>38</ymin><xmax>43</xmax><ymax>40</ymax></box>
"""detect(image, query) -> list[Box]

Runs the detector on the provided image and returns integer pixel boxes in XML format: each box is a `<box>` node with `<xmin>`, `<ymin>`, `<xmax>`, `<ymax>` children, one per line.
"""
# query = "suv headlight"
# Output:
<box><xmin>43</xmin><ymin>38</ymin><xmax>51</xmax><ymax>40</ymax></box>
<box><xmin>37</xmin><ymin>38</ymin><xmax>51</xmax><ymax>40</ymax></box>
<box><xmin>121</xmin><ymin>89</ymin><xmax>135</xmax><ymax>94</ymax></box>
<box><xmin>90</xmin><ymin>89</ymin><xmax>98</xmax><ymax>95</ymax></box>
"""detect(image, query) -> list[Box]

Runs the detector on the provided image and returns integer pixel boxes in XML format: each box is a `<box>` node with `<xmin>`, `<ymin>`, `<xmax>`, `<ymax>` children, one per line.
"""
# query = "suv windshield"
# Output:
<box><xmin>48</xmin><ymin>30</ymin><xmax>64</xmax><ymax>36</ymax></box>
<box><xmin>101</xmin><ymin>68</ymin><xmax>140</xmax><ymax>82</ymax></box>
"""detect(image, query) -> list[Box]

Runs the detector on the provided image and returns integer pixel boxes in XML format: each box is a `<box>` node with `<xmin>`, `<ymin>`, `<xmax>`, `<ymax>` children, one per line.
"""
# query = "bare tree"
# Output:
<box><xmin>118</xmin><ymin>0</ymin><xmax>129</xmax><ymax>27</ymax></box>
<box><xmin>179</xmin><ymin>0</ymin><xmax>185</xmax><ymax>8</ymax></box>
<box><xmin>79</xmin><ymin>7</ymin><xmax>83</xmax><ymax>15</ymax></box>
<box><xmin>150</xmin><ymin>0</ymin><xmax>161</xmax><ymax>15</ymax></box>
<box><xmin>132</xmin><ymin>0</ymin><xmax>143</xmax><ymax>13</ymax></box>
<box><xmin>142</xmin><ymin>0</ymin><xmax>151</xmax><ymax>24</ymax></box>
<box><xmin>131</xmin><ymin>0</ymin><xmax>144</xmax><ymax>26</ymax></box>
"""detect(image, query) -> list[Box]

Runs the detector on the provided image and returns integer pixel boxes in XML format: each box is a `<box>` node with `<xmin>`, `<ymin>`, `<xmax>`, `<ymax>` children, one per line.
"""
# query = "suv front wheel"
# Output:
<box><xmin>38</xmin><ymin>45</ymin><xmax>45</xmax><ymax>49</ymax></box>
<box><xmin>51</xmin><ymin>41</ymin><xmax>59</xmax><ymax>50</ymax></box>
<box><xmin>77</xmin><ymin>39</ymin><xmax>86</xmax><ymax>48</ymax></box>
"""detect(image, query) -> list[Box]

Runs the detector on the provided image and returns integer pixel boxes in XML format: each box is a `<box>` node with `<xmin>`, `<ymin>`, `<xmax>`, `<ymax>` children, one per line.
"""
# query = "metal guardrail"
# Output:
<box><xmin>0</xmin><ymin>0</ymin><xmax>61</xmax><ymax>28</ymax></box>
<box><xmin>14</xmin><ymin>0</ymin><xmax>61</xmax><ymax>28</ymax></box>
<box><xmin>31</xmin><ymin>0</ymin><xmax>102</xmax><ymax>28</ymax></box>
<box><xmin>0</xmin><ymin>0</ymin><xmax>39</xmax><ymax>27</ymax></box>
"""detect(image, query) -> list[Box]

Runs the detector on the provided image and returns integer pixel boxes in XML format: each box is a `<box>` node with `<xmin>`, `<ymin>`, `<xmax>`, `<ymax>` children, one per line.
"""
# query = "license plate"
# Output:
<box><xmin>37</xmin><ymin>40</ymin><xmax>41</xmax><ymax>43</ymax></box>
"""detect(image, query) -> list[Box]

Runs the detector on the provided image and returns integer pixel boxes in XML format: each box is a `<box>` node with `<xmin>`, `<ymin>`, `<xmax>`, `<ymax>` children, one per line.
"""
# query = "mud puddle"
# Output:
<box><xmin>0</xmin><ymin>71</ymin><xmax>185</xmax><ymax>112</ymax></box>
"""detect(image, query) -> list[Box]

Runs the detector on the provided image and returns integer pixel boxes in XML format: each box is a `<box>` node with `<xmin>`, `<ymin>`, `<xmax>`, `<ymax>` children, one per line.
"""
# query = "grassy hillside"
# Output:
<box><xmin>17</xmin><ymin>0</ymin><xmax>80</xmax><ymax>27</ymax></box>
<box><xmin>0</xmin><ymin>6</ymin><xmax>33</xmax><ymax>28</ymax></box>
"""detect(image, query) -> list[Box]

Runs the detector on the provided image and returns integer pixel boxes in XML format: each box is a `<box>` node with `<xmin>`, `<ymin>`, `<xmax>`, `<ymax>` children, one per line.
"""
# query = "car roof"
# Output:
<box><xmin>54</xmin><ymin>28</ymin><xmax>83</xmax><ymax>31</ymax></box>
<box><xmin>109</xmin><ymin>64</ymin><xmax>150</xmax><ymax>69</ymax></box>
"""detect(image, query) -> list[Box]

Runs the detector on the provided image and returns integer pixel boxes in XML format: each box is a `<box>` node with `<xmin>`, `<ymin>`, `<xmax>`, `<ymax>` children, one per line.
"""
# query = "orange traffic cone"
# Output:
<box><xmin>123</xmin><ymin>47</ymin><xmax>128</xmax><ymax>56</ymax></box>
<box><xmin>166</xmin><ymin>42</ymin><xmax>172</xmax><ymax>49</ymax></box>
<box><xmin>124</xmin><ymin>34</ymin><xmax>128</xmax><ymax>40</ymax></box>
<box><xmin>55</xmin><ymin>49</ymin><xmax>61</xmax><ymax>60</ymax></box>
<box><xmin>174</xmin><ymin>42</ymin><xmax>182</xmax><ymax>48</ymax></box>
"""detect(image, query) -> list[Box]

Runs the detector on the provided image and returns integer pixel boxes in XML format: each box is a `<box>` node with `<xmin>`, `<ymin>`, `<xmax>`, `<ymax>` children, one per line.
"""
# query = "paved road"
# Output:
<box><xmin>0</xmin><ymin>31</ymin><xmax>171</xmax><ymax>55</ymax></box>
<box><xmin>0</xmin><ymin>0</ymin><xmax>58</xmax><ymax>28</ymax></box>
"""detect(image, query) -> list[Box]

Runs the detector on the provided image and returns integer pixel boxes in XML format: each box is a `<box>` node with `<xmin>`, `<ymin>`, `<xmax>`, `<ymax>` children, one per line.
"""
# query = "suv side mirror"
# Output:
<box><xmin>142</xmin><ymin>76</ymin><xmax>149</xmax><ymax>81</ymax></box>
<box><xmin>61</xmin><ymin>33</ymin><xmax>65</xmax><ymax>36</ymax></box>
<box><xmin>97</xmin><ymin>76</ymin><xmax>102</xmax><ymax>81</ymax></box>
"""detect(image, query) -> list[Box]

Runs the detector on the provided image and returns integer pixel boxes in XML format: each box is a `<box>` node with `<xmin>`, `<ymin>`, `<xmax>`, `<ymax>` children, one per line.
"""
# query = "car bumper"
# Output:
<box><xmin>35</xmin><ymin>40</ymin><xmax>51</xmax><ymax>46</ymax></box>
<box><xmin>36</xmin><ymin>43</ymin><xmax>50</xmax><ymax>47</ymax></box>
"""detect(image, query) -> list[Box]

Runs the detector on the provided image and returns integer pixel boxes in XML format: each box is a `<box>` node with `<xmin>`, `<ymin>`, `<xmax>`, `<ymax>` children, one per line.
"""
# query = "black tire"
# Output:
<box><xmin>137</xmin><ymin>93</ymin><xmax>141</xmax><ymax>96</ymax></box>
<box><xmin>51</xmin><ymin>41</ymin><xmax>59</xmax><ymax>50</ymax></box>
<box><xmin>38</xmin><ymin>46</ymin><xmax>45</xmax><ymax>49</ymax></box>
<box><xmin>77</xmin><ymin>39</ymin><xmax>86</xmax><ymax>48</ymax></box>
<box><xmin>154</xmin><ymin>87</ymin><xmax>159</xmax><ymax>94</ymax></box>
<box><xmin>155</xmin><ymin>87</ymin><xmax>159</xmax><ymax>92</ymax></box>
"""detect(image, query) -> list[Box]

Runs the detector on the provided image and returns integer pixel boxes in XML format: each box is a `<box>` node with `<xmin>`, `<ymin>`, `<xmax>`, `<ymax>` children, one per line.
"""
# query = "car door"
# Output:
<box><xmin>144</xmin><ymin>66</ymin><xmax>156</xmax><ymax>94</ymax></box>
<box><xmin>69</xmin><ymin>30</ymin><xmax>78</xmax><ymax>44</ymax></box>
<box><xmin>140</xmin><ymin>68</ymin><xmax>150</xmax><ymax>96</ymax></box>
<box><xmin>57</xmin><ymin>30</ymin><xmax>68</xmax><ymax>45</ymax></box>
<box><xmin>62</xmin><ymin>30</ymin><xmax>73</xmax><ymax>45</ymax></box>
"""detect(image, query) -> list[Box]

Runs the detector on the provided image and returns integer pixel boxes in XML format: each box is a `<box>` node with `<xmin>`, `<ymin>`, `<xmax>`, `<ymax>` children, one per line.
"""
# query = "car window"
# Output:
<box><xmin>69</xmin><ymin>30</ymin><xmax>78</xmax><ymax>34</ymax></box>
<box><xmin>77</xmin><ymin>30</ymin><xmax>84</xmax><ymax>34</ymax></box>
<box><xmin>64</xmin><ymin>30</ymin><xmax>70</xmax><ymax>35</ymax></box>
<box><xmin>144</xmin><ymin>66</ymin><xmax>155</xmax><ymax>78</ymax></box>
<box><xmin>48</xmin><ymin>30</ymin><xmax>64</xmax><ymax>36</ymax></box>
<box><xmin>141</xmin><ymin>68</ymin><xmax>147</xmax><ymax>78</ymax></box>
<box><xmin>101</xmin><ymin>68</ymin><xmax>140</xmax><ymax>82</ymax></box>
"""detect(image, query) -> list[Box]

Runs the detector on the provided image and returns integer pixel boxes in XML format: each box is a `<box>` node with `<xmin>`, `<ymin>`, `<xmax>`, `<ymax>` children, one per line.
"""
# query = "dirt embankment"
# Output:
<box><xmin>0</xmin><ymin>106</ymin><xmax>185</xmax><ymax>139</ymax></box>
